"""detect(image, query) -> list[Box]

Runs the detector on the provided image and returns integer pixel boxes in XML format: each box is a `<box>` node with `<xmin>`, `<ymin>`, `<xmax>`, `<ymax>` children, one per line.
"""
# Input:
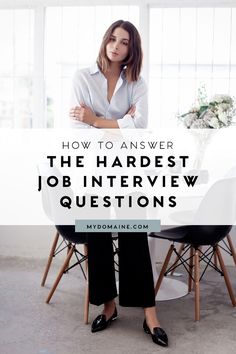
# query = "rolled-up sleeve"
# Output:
<box><xmin>70</xmin><ymin>70</ymin><xmax>92</xmax><ymax>128</ymax></box>
<box><xmin>117</xmin><ymin>77</ymin><xmax>148</xmax><ymax>129</ymax></box>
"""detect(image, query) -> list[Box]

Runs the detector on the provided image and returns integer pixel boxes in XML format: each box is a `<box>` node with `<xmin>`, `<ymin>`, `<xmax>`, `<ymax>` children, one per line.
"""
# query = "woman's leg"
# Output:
<box><xmin>118</xmin><ymin>233</ymin><xmax>155</xmax><ymax>307</ymax></box>
<box><xmin>87</xmin><ymin>233</ymin><xmax>117</xmax><ymax>306</ymax></box>
<box><xmin>118</xmin><ymin>233</ymin><xmax>161</xmax><ymax>330</ymax></box>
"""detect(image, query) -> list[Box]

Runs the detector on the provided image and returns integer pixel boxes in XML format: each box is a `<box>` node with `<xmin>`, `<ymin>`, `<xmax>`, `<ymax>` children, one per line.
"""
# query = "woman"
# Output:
<box><xmin>70</xmin><ymin>20</ymin><xmax>168</xmax><ymax>347</ymax></box>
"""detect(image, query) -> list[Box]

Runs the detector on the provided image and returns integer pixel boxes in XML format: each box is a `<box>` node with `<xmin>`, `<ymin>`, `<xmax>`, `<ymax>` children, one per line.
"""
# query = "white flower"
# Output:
<box><xmin>178</xmin><ymin>92</ymin><xmax>234</xmax><ymax>129</ymax></box>
<box><xmin>202</xmin><ymin>109</ymin><xmax>216</xmax><ymax>126</ymax></box>
<box><xmin>218</xmin><ymin>111</ymin><xmax>229</xmax><ymax>125</ymax></box>
<box><xmin>183</xmin><ymin>113</ymin><xmax>198</xmax><ymax>128</ymax></box>
<box><xmin>219</xmin><ymin>103</ymin><xmax>231</xmax><ymax>111</ymax></box>
<box><xmin>208</xmin><ymin>117</ymin><xmax>220</xmax><ymax>128</ymax></box>
<box><xmin>210</xmin><ymin>94</ymin><xmax>233</xmax><ymax>105</ymax></box>
<box><xmin>191</xmin><ymin>120</ymin><xmax>208</xmax><ymax>128</ymax></box>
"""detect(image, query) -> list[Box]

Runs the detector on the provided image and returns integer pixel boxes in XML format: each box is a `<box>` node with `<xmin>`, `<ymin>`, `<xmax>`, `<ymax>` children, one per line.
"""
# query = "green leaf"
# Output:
<box><xmin>199</xmin><ymin>105</ymin><xmax>208</xmax><ymax>115</ymax></box>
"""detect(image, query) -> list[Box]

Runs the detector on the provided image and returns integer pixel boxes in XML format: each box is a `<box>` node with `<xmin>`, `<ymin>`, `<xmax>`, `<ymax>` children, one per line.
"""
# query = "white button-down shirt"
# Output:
<box><xmin>70</xmin><ymin>63</ymin><xmax>148</xmax><ymax>129</ymax></box>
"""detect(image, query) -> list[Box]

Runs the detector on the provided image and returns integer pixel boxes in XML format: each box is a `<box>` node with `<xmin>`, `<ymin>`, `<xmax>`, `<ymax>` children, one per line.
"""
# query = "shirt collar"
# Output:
<box><xmin>89</xmin><ymin>63</ymin><xmax>126</xmax><ymax>81</ymax></box>
<box><xmin>89</xmin><ymin>63</ymin><xmax>100</xmax><ymax>75</ymax></box>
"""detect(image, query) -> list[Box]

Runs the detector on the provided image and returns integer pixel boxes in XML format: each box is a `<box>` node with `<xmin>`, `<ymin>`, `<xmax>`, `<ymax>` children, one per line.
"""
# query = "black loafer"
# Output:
<box><xmin>143</xmin><ymin>319</ymin><xmax>168</xmax><ymax>347</ymax></box>
<box><xmin>91</xmin><ymin>308</ymin><xmax>118</xmax><ymax>333</ymax></box>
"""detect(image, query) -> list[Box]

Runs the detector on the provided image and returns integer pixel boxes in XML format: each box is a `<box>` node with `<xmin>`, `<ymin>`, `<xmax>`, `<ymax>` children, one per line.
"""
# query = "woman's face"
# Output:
<box><xmin>106</xmin><ymin>27</ymin><xmax>130</xmax><ymax>63</ymax></box>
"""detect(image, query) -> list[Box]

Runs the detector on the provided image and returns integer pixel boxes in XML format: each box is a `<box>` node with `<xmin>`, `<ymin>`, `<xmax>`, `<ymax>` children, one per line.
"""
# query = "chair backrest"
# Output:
<box><xmin>180</xmin><ymin>177</ymin><xmax>236</xmax><ymax>245</ymax></box>
<box><xmin>37</xmin><ymin>163</ymin><xmax>87</xmax><ymax>243</ymax></box>
<box><xmin>194</xmin><ymin>177</ymin><xmax>236</xmax><ymax>225</ymax></box>
<box><xmin>225</xmin><ymin>165</ymin><xmax>236</xmax><ymax>178</ymax></box>
<box><xmin>37</xmin><ymin>162</ymin><xmax>75</xmax><ymax>224</ymax></box>
<box><xmin>37</xmin><ymin>163</ymin><xmax>62</xmax><ymax>221</ymax></box>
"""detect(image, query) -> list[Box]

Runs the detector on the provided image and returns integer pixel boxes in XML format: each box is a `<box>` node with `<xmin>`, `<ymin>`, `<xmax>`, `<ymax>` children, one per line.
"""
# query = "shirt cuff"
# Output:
<box><xmin>70</xmin><ymin>120</ymin><xmax>94</xmax><ymax>129</ymax></box>
<box><xmin>117</xmin><ymin>114</ymin><xmax>135</xmax><ymax>129</ymax></box>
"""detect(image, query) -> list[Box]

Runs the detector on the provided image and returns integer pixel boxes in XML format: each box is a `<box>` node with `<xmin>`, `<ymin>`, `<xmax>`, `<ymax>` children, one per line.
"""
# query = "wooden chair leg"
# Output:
<box><xmin>188</xmin><ymin>247</ymin><xmax>194</xmax><ymax>293</ymax></box>
<box><xmin>155</xmin><ymin>244</ymin><xmax>175</xmax><ymax>295</ymax></box>
<box><xmin>46</xmin><ymin>245</ymin><xmax>75</xmax><ymax>304</ymax></box>
<box><xmin>66</xmin><ymin>242</ymin><xmax>72</xmax><ymax>270</ymax></box>
<box><xmin>170</xmin><ymin>243</ymin><xmax>185</xmax><ymax>275</ymax></box>
<box><xmin>194</xmin><ymin>249</ymin><xmax>200</xmax><ymax>321</ymax></box>
<box><xmin>41</xmin><ymin>231</ymin><xmax>60</xmax><ymax>287</ymax></box>
<box><xmin>84</xmin><ymin>283</ymin><xmax>89</xmax><ymax>325</ymax></box>
<box><xmin>226</xmin><ymin>234</ymin><xmax>236</xmax><ymax>266</ymax></box>
<box><xmin>83</xmin><ymin>245</ymin><xmax>89</xmax><ymax>324</ymax></box>
<box><xmin>215</xmin><ymin>245</ymin><xmax>236</xmax><ymax>307</ymax></box>
<box><xmin>213</xmin><ymin>251</ymin><xmax>218</xmax><ymax>268</ymax></box>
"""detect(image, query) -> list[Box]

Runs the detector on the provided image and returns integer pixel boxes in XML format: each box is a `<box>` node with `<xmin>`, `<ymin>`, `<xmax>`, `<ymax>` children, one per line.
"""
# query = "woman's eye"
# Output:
<box><xmin>123</xmin><ymin>42</ymin><xmax>128</xmax><ymax>46</ymax></box>
<box><xmin>110</xmin><ymin>37</ymin><xmax>115</xmax><ymax>42</ymax></box>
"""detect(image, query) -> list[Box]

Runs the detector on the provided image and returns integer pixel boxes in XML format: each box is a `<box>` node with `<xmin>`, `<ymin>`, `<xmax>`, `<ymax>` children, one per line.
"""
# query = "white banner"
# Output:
<box><xmin>1</xmin><ymin>128</ymin><xmax>236</xmax><ymax>225</ymax></box>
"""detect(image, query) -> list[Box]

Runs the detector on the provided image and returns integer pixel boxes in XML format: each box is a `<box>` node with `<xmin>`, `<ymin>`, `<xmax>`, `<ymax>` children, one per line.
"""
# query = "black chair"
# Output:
<box><xmin>167</xmin><ymin>176</ymin><xmax>236</xmax><ymax>273</ymax></box>
<box><xmin>169</xmin><ymin>234</ymin><xmax>236</xmax><ymax>276</ymax></box>
<box><xmin>39</xmin><ymin>163</ymin><xmax>75</xmax><ymax>288</ymax></box>
<box><xmin>42</xmin><ymin>227</ymin><xmax>119</xmax><ymax>325</ymax></box>
<box><xmin>38</xmin><ymin>163</ymin><xmax>119</xmax><ymax>323</ymax></box>
<box><xmin>45</xmin><ymin>225</ymin><xmax>89</xmax><ymax>324</ymax></box>
<box><xmin>151</xmin><ymin>225</ymin><xmax>236</xmax><ymax>321</ymax></box>
<box><xmin>41</xmin><ymin>230</ymin><xmax>72</xmax><ymax>287</ymax></box>
<box><xmin>38</xmin><ymin>163</ymin><xmax>90</xmax><ymax>323</ymax></box>
<box><xmin>150</xmin><ymin>177</ymin><xmax>236</xmax><ymax>321</ymax></box>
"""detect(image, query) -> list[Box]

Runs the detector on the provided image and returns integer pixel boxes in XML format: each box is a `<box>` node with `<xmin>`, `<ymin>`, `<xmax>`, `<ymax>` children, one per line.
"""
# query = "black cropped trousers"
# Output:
<box><xmin>87</xmin><ymin>233</ymin><xmax>156</xmax><ymax>308</ymax></box>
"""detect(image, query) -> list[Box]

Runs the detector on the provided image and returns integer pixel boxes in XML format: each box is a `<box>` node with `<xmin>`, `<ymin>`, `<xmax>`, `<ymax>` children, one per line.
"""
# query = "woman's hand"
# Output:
<box><xmin>126</xmin><ymin>105</ymin><xmax>136</xmax><ymax>117</ymax></box>
<box><xmin>70</xmin><ymin>103</ymin><xmax>96</xmax><ymax>126</ymax></box>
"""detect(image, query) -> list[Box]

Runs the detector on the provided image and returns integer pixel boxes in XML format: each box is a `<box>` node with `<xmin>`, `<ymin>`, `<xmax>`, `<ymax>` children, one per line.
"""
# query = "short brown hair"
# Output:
<box><xmin>97</xmin><ymin>20</ymin><xmax>143</xmax><ymax>82</ymax></box>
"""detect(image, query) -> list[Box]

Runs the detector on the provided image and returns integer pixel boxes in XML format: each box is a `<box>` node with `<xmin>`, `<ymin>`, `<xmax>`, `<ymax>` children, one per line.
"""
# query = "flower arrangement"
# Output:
<box><xmin>179</xmin><ymin>92</ymin><xmax>236</xmax><ymax>129</ymax></box>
